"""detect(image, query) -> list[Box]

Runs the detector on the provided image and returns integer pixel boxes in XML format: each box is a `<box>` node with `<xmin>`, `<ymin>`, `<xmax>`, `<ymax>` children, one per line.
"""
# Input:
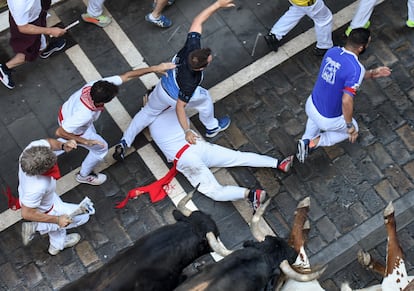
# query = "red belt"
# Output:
<box><xmin>174</xmin><ymin>143</ymin><xmax>190</xmax><ymax>163</ymax></box>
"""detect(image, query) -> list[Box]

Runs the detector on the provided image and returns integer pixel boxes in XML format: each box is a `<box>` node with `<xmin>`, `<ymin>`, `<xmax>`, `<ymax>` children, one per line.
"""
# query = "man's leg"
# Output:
<box><xmin>122</xmin><ymin>83</ymin><xmax>174</xmax><ymax>147</ymax></box>
<box><xmin>82</xmin><ymin>0</ymin><xmax>111</xmax><ymax>27</ymax></box>
<box><xmin>407</xmin><ymin>0</ymin><xmax>414</xmax><ymax>27</ymax></box>
<box><xmin>146</xmin><ymin>0</ymin><xmax>172</xmax><ymax>28</ymax></box>
<box><xmin>177</xmin><ymin>150</ymin><xmax>247</xmax><ymax>201</ymax></box>
<box><xmin>0</xmin><ymin>53</ymin><xmax>25</xmax><ymax>89</ymax></box>
<box><xmin>346</xmin><ymin>0</ymin><xmax>377</xmax><ymax>35</ymax></box>
<box><xmin>187</xmin><ymin>87</ymin><xmax>230</xmax><ymax>138</ymax></box>
<box><xmin>76</xmin><ymin>126</ymin><xmax>108</xmax><ymax>185</ymax></box>
<box><xmin>308</xmin><ymin>0</ymin><xmax>333</xmax><ymax>50</ymax></box>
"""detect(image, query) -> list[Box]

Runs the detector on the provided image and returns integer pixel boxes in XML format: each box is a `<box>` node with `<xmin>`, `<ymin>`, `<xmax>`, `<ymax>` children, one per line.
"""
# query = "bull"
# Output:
<box><xmin>341</xmin><ymin>201</ymin><xmax>414</xmax><ymax>291</ymax></box>
<box><xmin>61</xmin><ymin>187</ymin><xmax>229</xmax><ymax>291</ymax></box>
<box><xmin>174</xmin><ymin>197</ymin><xmax>325</xmax><ymax>291</ymax></box>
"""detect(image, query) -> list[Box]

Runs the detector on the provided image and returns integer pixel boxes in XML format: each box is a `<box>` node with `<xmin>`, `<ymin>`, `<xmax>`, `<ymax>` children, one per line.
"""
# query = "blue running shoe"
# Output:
<box><xmin>145</xmin><ymin>14</ymin><xmax>172</xmax><ymax>28</ymax></box>
<box><xmin>205</xmin><ymin>116</ymin><xmax>231</xmax><ymax>138</ymax></box>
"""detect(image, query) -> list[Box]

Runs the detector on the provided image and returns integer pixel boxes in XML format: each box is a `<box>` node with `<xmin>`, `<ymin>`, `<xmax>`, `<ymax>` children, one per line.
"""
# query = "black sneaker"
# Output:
<box><xmin>112</xmin><ymin>139</ymin><xmax>127</xmax><ymax>161</ymax></box>
<box><xmin>296</xmin><ymin>139</ymin><xmax>310</xmax><ymax>163</ymax></box>
<box><xmin>40</xmin><ymin>38</ymin><xmax>66</xmax><ymax>59</ymax></box>
<box><xmin>264</xmin><ymin>33</ymin><xmax>280</xmax><ymax>52</ymax></box>
<box><xmin>0</xmin><ymin>64</ymin><xmax>15</xmax><ymax>89</ymax></box>
<box><xmin>248</xmin><ymin>189</ymin><xmax>266</xmax><ymax>213</ymax></box>
<box><xmin>313</xmin><ymin>47</ymin><xmax>328</xmax><ymax>56</ymax></box>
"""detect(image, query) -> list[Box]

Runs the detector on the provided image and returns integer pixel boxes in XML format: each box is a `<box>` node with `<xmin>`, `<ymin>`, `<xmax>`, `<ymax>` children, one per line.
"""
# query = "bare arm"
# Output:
<box><xmin>189</xmin><ymin>0</ymin><xmax>235</xmax><ymax>34</ymax></box>
<box><xmin>45</xmin><ymin>138</ymin><xmax>77</xmax><ymax>152</ymax></box>
<box><xmin>17</xmin><ymin>24</ymin><xmax>66</xmax><ymax>38</ymax></box>
<box><xmin>119</xmin><ymin>62</ymin><xmax>176</xmax><ymax>83</ymax></box>
<box><xmin>176</xmin><ymin>99</ymin><xmax>199</xmax><ymax>144</ymax></box>
<box><xmin>21</xmin><ymin>205</ymin><xmax>72</xmax><ymax>227</ymax></box>
<box><xmin>55</xmin><ymin>127</ymin><xmax>104</xmax><ymax>147</ymax></box>
<box><xmin>342</xmin><ymin>93</ymin><xmax>358</xmax><ymax>143</ymax></box>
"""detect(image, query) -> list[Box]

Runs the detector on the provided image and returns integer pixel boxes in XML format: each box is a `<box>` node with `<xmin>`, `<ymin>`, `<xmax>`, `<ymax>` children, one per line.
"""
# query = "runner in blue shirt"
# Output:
<box><xmin>296</xmin><ymin>28</ymin><xmax>391</xmax><ymax>163</ymax></box>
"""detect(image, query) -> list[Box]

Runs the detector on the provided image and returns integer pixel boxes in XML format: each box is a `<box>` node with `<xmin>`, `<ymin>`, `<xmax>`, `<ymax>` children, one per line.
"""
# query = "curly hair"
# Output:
<box><xmin>20</xmin><ymin>146</ymin><xmax>57</xmax><ymax>176</ymax></box>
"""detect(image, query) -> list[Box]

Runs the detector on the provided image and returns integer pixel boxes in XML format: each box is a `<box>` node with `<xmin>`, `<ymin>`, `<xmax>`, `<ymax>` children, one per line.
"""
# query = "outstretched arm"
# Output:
<box><xmin>189</xmin><ymin>0</ymin><xmax>235</xmax><ymax>34</ymax></box>
<box><xmin>119</xmin><ymin>62</ymin><xmax>176</xmax><ymax>83</ymax></box>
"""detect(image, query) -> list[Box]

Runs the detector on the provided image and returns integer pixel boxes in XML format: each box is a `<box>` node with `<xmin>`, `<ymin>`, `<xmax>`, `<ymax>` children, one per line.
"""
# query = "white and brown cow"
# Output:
<box><xmin>251</xmin><ymin>196</ymin><xmax>327</xmax><ymax>291</ymax></box>
<box><xmin>341</xmin><ymin>202</ymin><xmax>414</xmax><ymax>291</ymax></box>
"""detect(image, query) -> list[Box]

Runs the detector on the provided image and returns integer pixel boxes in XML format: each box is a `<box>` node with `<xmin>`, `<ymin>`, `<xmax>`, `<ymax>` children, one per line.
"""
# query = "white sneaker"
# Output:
<box><xmin>76</xmin><ymin>172</ymin><xmax>107</xmax><ymax>185</ymax></box>
<box><xmin>22</xmin><ymin>222</ymin><xmax>37</xmax><ymax>246</ymax></box>
<box><xmin>48</xmin><ymin>233</ymin><xmax>81</xmax><ymax>255</ymax></box>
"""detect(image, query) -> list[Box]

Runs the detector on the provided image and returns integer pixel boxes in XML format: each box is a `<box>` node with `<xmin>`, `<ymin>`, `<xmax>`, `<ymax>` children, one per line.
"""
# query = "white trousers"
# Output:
<box><xmin>270</xmin><ymin>0</ymin><xmax>333</xmax><ymax>49</ymax></box>
<box><xmin>123</xmin><ymin>82</ymin><xmax>218</xmax><ymax>147</ymax></box>
<box><xmin>35</xmin><ymin>194</ymin><xmax>90</xmax><ymax>250</ymax></box>
<box><xmin>350</xmin><ymin>0</ymin><xmax>414</xmax><ymax>29</ymax></box>
<box><xmin>58</xmin><ymin>125</ymin><xmax>108</xmax><ymax>177</ymax></box>
<box><xmin>87</xmin><ymin>0</ymin><xmax>105</xmax><ymax>17</ymax></box>
<box><xmin>177</xmin><ymin>140</ymin><xmax>278</xmax><ymax>201</ymax></box>
<box><xmin>302</xmin><ymin>95</ymin><xmax>358</xmax><ymax>147</ymax></box>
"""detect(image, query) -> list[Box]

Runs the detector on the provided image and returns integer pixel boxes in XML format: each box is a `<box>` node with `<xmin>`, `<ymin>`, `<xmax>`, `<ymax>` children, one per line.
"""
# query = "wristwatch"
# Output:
<box><xmin>346</xmin><ymin>122</ymin><xmax>353</xmax><ymax>129</ymax></box>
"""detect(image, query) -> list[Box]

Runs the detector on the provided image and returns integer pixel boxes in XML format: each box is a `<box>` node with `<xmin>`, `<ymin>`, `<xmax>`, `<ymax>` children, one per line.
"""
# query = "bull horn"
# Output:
<box><xmin>279</xmin><ymin>260</ymin><xmax>327</xmax><ymax>282</ymax></box>
<box><xmin>177</xmin><ymin>184</ymin><xmax>200</xmax><ymax>216</ymax></box>
<box><xmin>206</xmin><ymin>232</ymin><xmax>233</xmax><ymax>257</ymax></box>
<box><xmin>251</xmin><ymin>199</ymin><xmax>271</xmax><ymax>242</ymax></box>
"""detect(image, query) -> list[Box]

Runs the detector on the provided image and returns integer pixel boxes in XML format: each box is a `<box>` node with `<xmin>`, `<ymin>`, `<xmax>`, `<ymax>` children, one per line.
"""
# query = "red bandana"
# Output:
<box><xmin>115</xmin><ymin>144</ymin><xmax>190</xmax><ymax>208</ymax></box>
<box><xmin>3</xmin><ymin>186</ymin><xmax>20</xmax><ymax>210</ymax></box>
<box><xmin>42</xmin><ymin>163</ymin><xmax>61</xmax><ymax>180</ymax></box>
<box><xmin>80</xmin><ymin>86</ymin><xmax>104</xmax><ymax>112</ymax></box>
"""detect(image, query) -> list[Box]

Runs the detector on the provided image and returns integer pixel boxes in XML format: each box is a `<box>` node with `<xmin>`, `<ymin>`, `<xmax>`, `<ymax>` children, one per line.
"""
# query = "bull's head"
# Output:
<box><xmin>251</xmin><ymin>198</ymin><xmax>327</xmax><ymax>286</ymax></box>
<box><xmin>175</xmin><ymin>185</ymin><xmax>233</xmax><ymax>257</ymax></box>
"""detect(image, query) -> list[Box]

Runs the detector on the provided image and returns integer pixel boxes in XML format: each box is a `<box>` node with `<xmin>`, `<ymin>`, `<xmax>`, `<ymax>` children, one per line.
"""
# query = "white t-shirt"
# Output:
<box><xmin>149</xmin><ymin>107</ymin><xmax>189</xmax><ymax>162</ymax></box>
<box><xmin>8</xmin><ymin>0</ymin><xmax>42</xmax><ymax>26</ymax></box>
<box><xmin>18</xmin><ymin>139</ymin><xmax>56</xmax><ymax>212</ymax></box>
<box><xmin>60</xmin><ymin>76</ymin><xmax>122</xmax><ymax>135</ymax></box>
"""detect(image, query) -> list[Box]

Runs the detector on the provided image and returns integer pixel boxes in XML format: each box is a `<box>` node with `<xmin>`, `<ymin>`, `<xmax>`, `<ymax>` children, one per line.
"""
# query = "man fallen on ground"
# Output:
<box><xmin>116</xmin><ymin>93</ymin><xmax>294</xmax><ymax>213</ymax></box>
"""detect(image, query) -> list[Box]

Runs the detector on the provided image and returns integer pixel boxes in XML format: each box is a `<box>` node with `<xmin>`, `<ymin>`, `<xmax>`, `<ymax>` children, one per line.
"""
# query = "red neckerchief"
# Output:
<box><xmin>42</xmin><ymin>163</ymin><xmax>61</xmax><ymax>180</ymax></box>
<box><xmin>80</xmin><ymin>86</ymin><xmax>104</xmax><ymax>112</ymax></box>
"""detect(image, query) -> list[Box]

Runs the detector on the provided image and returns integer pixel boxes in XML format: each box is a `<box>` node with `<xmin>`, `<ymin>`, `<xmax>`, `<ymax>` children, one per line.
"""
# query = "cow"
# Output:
<box><xmin>61</xmin><ymin>187</ymin><xmax>229</xmax><ymax>291</ymax></box>
<box><xmin>174</xmin><ymin>197</ymin><xmax>325</xmax><ymax>291</ymax></box>
<box><xmin>254</xmin><ymin>197</ymin><xmax>328</xmax><ymax>291</ymax></box>
<box><xmin>341</xmin><ymin>201</ymin><xmax>414</xmax><ymax>291</ymax></box>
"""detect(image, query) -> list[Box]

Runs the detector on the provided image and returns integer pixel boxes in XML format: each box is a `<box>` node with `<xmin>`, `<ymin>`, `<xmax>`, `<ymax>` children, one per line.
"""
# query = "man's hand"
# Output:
<box><xmin>371</xmin><ymin>66</ymin><xmax>392</xmax><ymax>78</ymax></box>
<box><xmin>217</xmin><ymin>0</ymin><xmax>235</xmax><ymax>8</ymax></box>
<box><xmin>57</xmin><ymin>214</ymin><xmax>73</xmax><ymax>228</ymax></box>
<box><xmin>49</xmin><ymin>26</ymin><xmax>67</xmax><ymax>37</ymax></box>
<box><xmin>348</xmin><ymin>126</ymin><xmax>358</xmax><ymax>143</ymax></box>
<box><xmin>154</xmin><ymin>62</ymin><xmax>176</xmax><ymax>76</ymax></box>
<box><xmin>62</xmin><ymin>139</ymin><xmax>77</xmax><ymax>152</ymax></box>
<box><xmin>185</xmin><ymin>130</ymin><xmax>199</xmax><ymax>144</ymax></box>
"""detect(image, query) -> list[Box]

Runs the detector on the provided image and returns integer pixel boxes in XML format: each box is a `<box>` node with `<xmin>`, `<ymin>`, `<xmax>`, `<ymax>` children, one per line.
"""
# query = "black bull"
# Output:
<box><xmin>61</xmin><ymin>210</ymin><xmax>219</xmax><ymax>291</ymax></box>
<box><xmin>174</xmin><ymin>236</ymin><xmax>297</xmax><ymax>291</ymax></box>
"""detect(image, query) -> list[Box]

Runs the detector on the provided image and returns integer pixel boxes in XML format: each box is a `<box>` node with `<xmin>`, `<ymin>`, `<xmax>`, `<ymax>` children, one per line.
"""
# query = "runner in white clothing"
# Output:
<box><xmin>55</xmin><ymin>62</ymin><xmax>175</xmax><ymax>186</ymax></box>
<box><xmin>130</xmin><ymin>99</ymin><xmax>293</xmax><ymax>212</ymax></box>
<box><xmin>18</xmin><ymin>138</ymin><xmax>93</xmax><ymax>256</ymax></box>
<box><xmin>345</xmin><ymin>0</ymin><xmax>414</xmax><ymax>36</ymax></box>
